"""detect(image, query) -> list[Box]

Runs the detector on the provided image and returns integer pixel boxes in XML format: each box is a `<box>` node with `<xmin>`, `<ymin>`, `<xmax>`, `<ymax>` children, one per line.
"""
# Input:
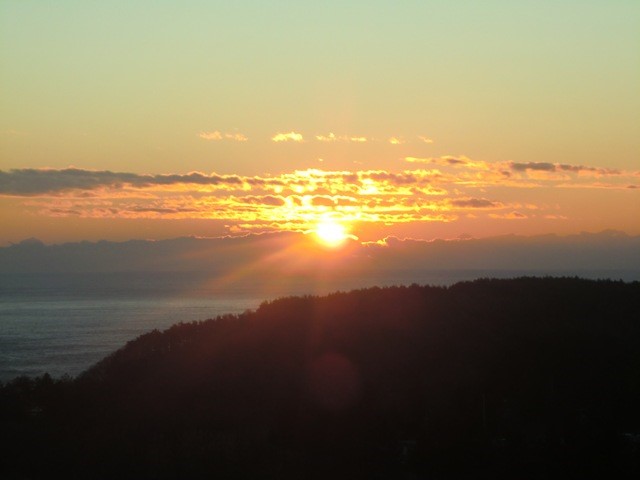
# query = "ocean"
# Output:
<box><xmin>1</xmin><ymin>270</ymin><xmax>637</xmax><ymax>382</ymax></box>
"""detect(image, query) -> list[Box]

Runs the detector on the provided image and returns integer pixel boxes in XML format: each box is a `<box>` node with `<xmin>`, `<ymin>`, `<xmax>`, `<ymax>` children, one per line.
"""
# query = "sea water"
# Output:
<box><xmin>0</xmin><ymin>272</ymin><xmax>268</xmax><ymax>381</ymax></box>
<box><xmin>1</xmin><ymin>270</ymin><xmax>636</xmax><ymax>382</ymax></box>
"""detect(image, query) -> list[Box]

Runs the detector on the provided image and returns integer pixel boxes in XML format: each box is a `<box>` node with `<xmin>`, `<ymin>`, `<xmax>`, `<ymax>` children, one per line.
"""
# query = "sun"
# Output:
<box><xmin>314</xmin><ymin>220</ymin><xmax>349</xmax><ymax>248</ymax></box>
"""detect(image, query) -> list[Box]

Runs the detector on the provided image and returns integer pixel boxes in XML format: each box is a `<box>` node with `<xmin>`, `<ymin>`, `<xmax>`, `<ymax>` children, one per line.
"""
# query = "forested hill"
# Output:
<box><xmin>2</xmin><ymin>278</ymin><xmax>640</xmax><ymax>479</ymax></box>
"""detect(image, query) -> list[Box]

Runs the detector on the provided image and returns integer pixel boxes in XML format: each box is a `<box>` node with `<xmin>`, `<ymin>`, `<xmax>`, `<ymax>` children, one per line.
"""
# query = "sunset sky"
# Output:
<box><xmin>1</xmin><ymin>1</ymin><xmax>638</xmax><ymax>245</ymax></box>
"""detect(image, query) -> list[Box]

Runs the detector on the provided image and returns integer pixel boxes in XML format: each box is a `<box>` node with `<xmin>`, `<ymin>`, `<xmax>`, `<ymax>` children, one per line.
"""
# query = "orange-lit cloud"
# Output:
<box><xmin>271</xmin><ymin>131</ymin><xmax>304</xmax><ymax>142</ymax></box>
<box><xmin>193</xmin><ymin>130</ymin><xmax>444</xmax><ymax>145</ymax></box>
<box><xmin>489</xmin><ymin>211</ymin><xmax>527</xmax><ymax>220</ymax></box>
<box><xmin>0</xmin><ymin>168</ymin><xmax>245</xmax><ymax>196</ymax></box>
<box><xmin>449</xmin><ymin>198</ymin><xmax>503</xmax><ymax>209</ymax></box>
<box><xmin>2</xmin><ymin>155</ymin><xmax>637</xmax><ymax>235</ymax></box>
<box><xmin>199</xmin><ymin>131</ymin><xmax>248</xmax><ymax>141</ymax></box>
<box><xmin>315</xmin><ymin>133</ymin><xmax>368</xmax><ymax>143</ymax></box>
<box><xmin>509</xmin><ymin>162</ymin><xmax>628</xmax><ymax>177</ymax></box>
<box><xmin>405</xmin><ymin>156</ymin><xmax>640</xmax><ymax>188</ymax></box>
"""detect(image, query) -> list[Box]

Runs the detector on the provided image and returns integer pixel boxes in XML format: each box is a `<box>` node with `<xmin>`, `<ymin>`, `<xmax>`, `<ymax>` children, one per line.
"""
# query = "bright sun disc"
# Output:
<box><xmin>315</xmin><ymin>221</ymin><xmax>348</xmax><ymax>247</ymax></box>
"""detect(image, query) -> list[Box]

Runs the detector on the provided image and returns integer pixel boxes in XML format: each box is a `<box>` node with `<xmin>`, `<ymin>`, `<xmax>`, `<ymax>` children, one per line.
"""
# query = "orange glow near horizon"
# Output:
<box><xmin>0</xmin><ymin>160</ymin><xmax>638</xmax><ymax>245</ymax></box>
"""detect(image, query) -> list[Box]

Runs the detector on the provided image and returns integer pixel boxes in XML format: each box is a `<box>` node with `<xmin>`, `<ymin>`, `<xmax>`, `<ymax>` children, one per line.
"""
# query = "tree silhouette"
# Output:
<box><xmin>1</xmin><ymin>277</ymin><xmax>639</xmax><ymax>478</ymax></box>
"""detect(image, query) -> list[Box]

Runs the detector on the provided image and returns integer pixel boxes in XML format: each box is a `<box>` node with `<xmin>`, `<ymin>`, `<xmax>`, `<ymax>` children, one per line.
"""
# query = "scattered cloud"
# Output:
<box><xmin>199</xmin><ymin>131</ymin><xmax>248</xmax><ymax>141</ymax></box>
<box><xmin>199</xmin><ymin>131</ymin><xmax>223</xmax><ymax>140</ymax></box>
<box><xmin>190</xmin><ymin>130</ymin><xmax>446</xmax><ymax>145</ymax></box>
<box><xmin>510</xmin><ymin>162</ymin><xmax>632</xmax><ymax>178</ymax></box>
<box><xmin>0</xmin><ymin>168</ymin><xmax>244</xmax><ymax>196</ymax></box>
<box><xmin>315</xmin><ymin>133</ymin><xmax>368</xmax><ymax>143</ymax></box>
<box><xmin>450</xmin><ymin>198</ymin><xmax>502</xmax><ymax>209</ymax></box>
<box><xmin>315</xmin><ymin>133</ymin><xmax>338</xmax><ymax>142</ymax></box>
<box><xmin>555</xmin><ymin>182</ymin><xmax>639</xmax><ymax>190</ymax></box>
<box><xmin>272</xmin><ymin>131</ymin><xmax>304</xmax><ymax>142</ymax></box>
<box><xmin>405</xmin><ymin>156</ymin><xmax>493</xmax><ymax>170</ymax></box>
<box><xmin>403</xmin><ymin>157</ymin><xmax>639</xmax><ymax>189</ymax></box>
<box><xmin>489</xmin><ymin>211</ymin><xmax>527</xmax><ymax>220</ymax></box>
<box><xmin>2</xmin><ymin>154</ymin><xmax>636</xmax><ymax>233</ymax></box>
<box><xmin>511</xmin><ymin>162</ymin><xmax>555</xmax><ymax>172</ymax></box>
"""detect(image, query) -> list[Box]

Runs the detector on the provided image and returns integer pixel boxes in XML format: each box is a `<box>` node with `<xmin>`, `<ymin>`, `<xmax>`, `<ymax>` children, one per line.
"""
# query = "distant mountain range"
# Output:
<box><xmin>1</xmin><ymin>231</ymin><xmax>639</xmax><ymax>279</ymax></box>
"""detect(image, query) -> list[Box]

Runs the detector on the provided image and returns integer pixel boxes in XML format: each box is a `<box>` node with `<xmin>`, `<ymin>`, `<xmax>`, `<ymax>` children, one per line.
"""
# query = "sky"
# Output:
<box><xmin>1</xmin><ymin>0</ymin><xmax>639</xmax><ymax>245</ymax></box>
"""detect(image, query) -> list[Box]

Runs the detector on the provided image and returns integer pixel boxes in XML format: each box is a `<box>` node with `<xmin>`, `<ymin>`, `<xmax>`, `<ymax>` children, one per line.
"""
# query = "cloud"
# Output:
<box><xmin>405</xmin><ymin>156</ymin><xmax>486</xmax><ymax>169</ymax></box>
<box><xmin>510</xmin><ymin>162</ymin><xmax>632</xmax><ymax>178</ymax></box>
<box><xmin>312</xmin><ymin>133</ymin><xmax>437</xmax><ymax>144</ymax></box>
<box><xmin>450</xmin><ymin>198</ymin><xmax>502</xmax><ymax>209</ymax></box>
<box><xmin>3</xmin><ymin>155</ymin><xmax>636</xmax><ymax>235</ymax></box>
<box><xmin>47</xmin><ymin>208</ymin><xmax>82</xmax><ymax>216</ymax></box>
<box><xmin>555</xmin><ymin>182</ymin><xmax>640</xmax><ymax>190</ymax></box>
<box><xmin>315</xmin><ymin>133</ymin><xmax>368</xmax><ymax>143</ymax></box>
<box><xmin>199</xmin><ymin>131</ymin><xmax>248</xmax><ymax>141</ymax></box>
<box><xmin>315</xmin><ymin>133</ymin><xmax>338</xmax><ymax>142</ymax></box>
<box><xmin>401</xmin><ymin>157</ymin><xmax>639</xmax><ymax>189</ymax></box>
<box><xmin>404</xmin><ymin>157</ymin><xmax>429</xmax><ymax>164</ymax></box>
<box><xmin>9</xmin><ymin>167</ymin><xmax>463</xmax><ymax>229</ymax></box>
<box><xmin>489</xmin><ymin>211</ymin><xmax>527</xmax><ymax>220</ymax></box>
<box><xmin>199</xmin><ymin>131</ymin><xmax>223</xmax><ymax>140</ymax></box>
<box><xmin>310</xmin><ymin>196</ymin><xmax>336</xmax><ymax>207</ymax></box>
<box><xmin>272</xmin><ymin>131</ymin><xmax>304</xmax><ymax>142</ymax></box>
<box><xmin>0</xmin><ymin>168</ymin><xmax>244</xmax><ymax>196</ymax></box>
<box><xmin>4</xmin><ymin>158</ymin><xmax>634</xmax><ymax>202</ymax></box>
<box><xmin>236</xmin><ymin>195</ymin><xmax>286</xmax><ymax>207</ymax></box>
<box><xmin>511</xmin><ymin>162</ymin><xmax>555</xmax><ymax>172</ymax></box>
<box><xmin>126</xmin><ymin>206</ymin><xmax>199</xmax><ymax>214</ymax></box>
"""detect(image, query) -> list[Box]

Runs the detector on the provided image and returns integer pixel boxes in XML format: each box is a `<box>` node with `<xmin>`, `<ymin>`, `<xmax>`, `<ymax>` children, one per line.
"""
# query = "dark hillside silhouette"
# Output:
<box><xmin>1</xmin><ymin>278</ymin><xmax>639</xmax><ymax>478</ymax></box>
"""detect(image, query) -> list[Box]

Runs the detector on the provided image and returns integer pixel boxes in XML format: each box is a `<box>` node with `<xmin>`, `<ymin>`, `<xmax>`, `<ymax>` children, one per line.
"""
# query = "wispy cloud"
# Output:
<box><xmin>0</xmin><ymin>168</ymin><xmax>245</xmax><ymax>196</ymax></box>
<box><xmin>489</xmin><ymin>211</ymin><xmax>527</xmax><ymax>220</ymax></box>
<box><xmin>199</xmin><ymin>131</ymin><xmax>248</xmax><ymax>141</ymax></box>
<box><xmin>450</xmin><ymin>198</ymin><xmax>503</xmax><ymax>209</ymax></box>
<box><xmin>315</xmin><ymin>133</ymin><xmax>368</xmax><ymax>143</ymax></box>
<box><xmin>271</xmin><ymin>131</ymin><xmax>304</xmax><ymax>142</ymax></box>
<box><xmin>405</xmin><ymin>156</ymin><xmax>495</xmax><ymax>170</ymax></box>
<box><xmin>404</xmin><ymin>156</ymin><xmax>639</xmax><ymax>188</ymax></box>
<box><xmin>195</xmin><ymin>130</ymin><xmax>440</xmax><ymax>145</ymax></box>
<box><xmin>510</xmin><ymin>161</ymin><xmax>631</xmax><ymax>178</ymax></box>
